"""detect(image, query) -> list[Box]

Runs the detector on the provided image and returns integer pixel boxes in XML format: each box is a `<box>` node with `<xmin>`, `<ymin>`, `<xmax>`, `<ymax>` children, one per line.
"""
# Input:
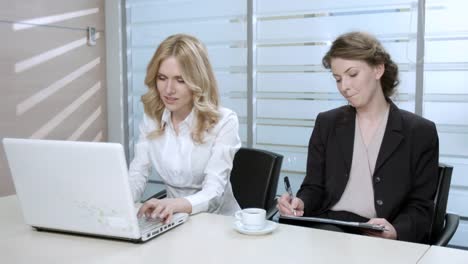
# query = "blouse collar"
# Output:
<box><xmin>161</xmin><ymin>108</ymin><xmax>195</xmax><ymax>129</ymax></box>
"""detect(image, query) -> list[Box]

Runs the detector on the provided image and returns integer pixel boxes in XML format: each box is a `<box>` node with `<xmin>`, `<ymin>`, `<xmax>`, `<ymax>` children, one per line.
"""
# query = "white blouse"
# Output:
<box><xmin>128</xmin><ymin>107</ymin><xmax>241</xmax><ymax>216</ymax></box>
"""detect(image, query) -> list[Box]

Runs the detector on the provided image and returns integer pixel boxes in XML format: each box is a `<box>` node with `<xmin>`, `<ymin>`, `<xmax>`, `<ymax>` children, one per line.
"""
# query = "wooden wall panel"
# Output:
<box><xmin>0</xmin><ymin>0</ymin><xmax>107</xmax><ymax>196</ymax></box>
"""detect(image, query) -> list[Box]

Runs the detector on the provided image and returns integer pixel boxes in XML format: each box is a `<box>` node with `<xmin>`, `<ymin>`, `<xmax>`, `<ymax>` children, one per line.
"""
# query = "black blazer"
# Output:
<box><xmin>297</xmin><ymin>100</ymin><xmax>439</xmax><ymax>243</ymax></box>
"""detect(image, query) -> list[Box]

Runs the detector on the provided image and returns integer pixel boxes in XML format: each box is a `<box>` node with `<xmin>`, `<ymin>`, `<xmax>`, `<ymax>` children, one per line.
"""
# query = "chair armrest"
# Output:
<box><xmin>434</xmin><ymin>213</ymin><xmax>460</xmax><ymax>246</ymax></box>
<box><xmin>266</xmin><ymin>204</ymin><xmax>278</xmax><ymax>220</ymax></box>
<box><xmin>143</xmin><ymin>189</ymin><xmax>167</xmax><ymax>202</ymax></box>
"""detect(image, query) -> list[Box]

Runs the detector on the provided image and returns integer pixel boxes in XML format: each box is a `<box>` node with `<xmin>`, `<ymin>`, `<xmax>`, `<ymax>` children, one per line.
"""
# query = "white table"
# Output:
<box><xmin>0</xmin><ymin>195</ymin><xmax>431</xmax><ymax>264</ymax></box>
<box><xmin>417</xmin><ymin>245</ymin><xmax>468</xmax><ymax>263</ymax></box>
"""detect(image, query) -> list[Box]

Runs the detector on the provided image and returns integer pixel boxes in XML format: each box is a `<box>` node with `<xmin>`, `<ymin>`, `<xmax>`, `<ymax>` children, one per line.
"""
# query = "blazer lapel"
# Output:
<box><xmin>375</xmin><ymin>102</ymin><xmax>404</xmax><ymax>173</ymax></box>
<box><xmin>335</xmin><ymin>107</ymin><xmax>355</xmax><ymax>173</ymax></box>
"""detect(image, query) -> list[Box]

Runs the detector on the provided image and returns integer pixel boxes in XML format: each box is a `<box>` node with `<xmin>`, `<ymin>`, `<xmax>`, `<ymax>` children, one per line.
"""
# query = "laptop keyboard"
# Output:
<box><xmin>138</xmin><ymin>217</ymin><xmax>163</xmax><ymax>232</ymax></box>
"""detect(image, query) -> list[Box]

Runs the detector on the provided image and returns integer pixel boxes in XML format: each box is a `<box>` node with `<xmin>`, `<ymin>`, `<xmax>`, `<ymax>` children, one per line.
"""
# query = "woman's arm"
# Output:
<box><xmin>138</xmin><ymin>197</ymin><xmax>192</xmax><ymax>224</ymax></box>
<box><xmin>128</xmin><ymin>114</ymin><xmax>153</xmax><ymax>202</ymax></box>
<box><xmin>297</xmin><ymin>113</ymin><xmax>328</xmax><ymax>215</ymax></box>
<box><xmin>392</xmin><ymin>121</ymin><xmax>439</xmax><ymax>242</ymax></box>
<box><xmin>184</xmin><ymin>110</ymin><xmax>242</xmax><ymax>214</ymax></box>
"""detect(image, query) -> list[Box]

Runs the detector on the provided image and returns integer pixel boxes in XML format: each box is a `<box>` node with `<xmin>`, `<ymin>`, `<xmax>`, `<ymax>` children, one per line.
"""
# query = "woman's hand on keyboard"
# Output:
<box><xmin>138</xmin><ymin>198</ymin><xmax>192</xmax><ymax>224</ymax></box>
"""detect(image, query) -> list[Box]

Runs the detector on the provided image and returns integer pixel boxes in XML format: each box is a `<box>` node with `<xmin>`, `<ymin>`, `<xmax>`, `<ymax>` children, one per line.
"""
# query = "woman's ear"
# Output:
<box><xmin>374</xmin><ymin>64</ymin><xmax>385</xmax><ymax>80</ymax></box>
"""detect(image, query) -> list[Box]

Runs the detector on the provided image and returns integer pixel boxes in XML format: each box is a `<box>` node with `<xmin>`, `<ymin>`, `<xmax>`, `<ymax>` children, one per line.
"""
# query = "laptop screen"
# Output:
<box><xmin>3</xmin><ymin>138</ymin><xmax>144</xmax><ymax>240</ymax></box>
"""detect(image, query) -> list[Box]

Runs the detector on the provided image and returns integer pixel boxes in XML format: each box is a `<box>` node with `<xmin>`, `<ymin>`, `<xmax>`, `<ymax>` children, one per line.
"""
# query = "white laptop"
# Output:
<box><xmin>2</xmin><ymin>138</ymin><xmax>188</xmax><ymax>243</ymax></box>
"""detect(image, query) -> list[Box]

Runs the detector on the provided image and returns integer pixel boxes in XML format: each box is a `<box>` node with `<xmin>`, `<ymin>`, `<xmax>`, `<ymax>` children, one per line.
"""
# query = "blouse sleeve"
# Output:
<box><xmin>128</xmin><ymin>114</ymin><xmax>153</xmax><ymax>202</ymax></box>
<box><xmin>184</xmin><ymin>111</ymin><xmax>241</xmax><ymax>214</ymax></box>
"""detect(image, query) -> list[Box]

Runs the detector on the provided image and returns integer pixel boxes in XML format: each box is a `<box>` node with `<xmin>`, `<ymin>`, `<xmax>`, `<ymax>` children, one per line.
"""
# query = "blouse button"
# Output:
<box><xmin>376</xmin><ymin>200</ymin><xmax>384</xmax><ymax>206</ymax></box>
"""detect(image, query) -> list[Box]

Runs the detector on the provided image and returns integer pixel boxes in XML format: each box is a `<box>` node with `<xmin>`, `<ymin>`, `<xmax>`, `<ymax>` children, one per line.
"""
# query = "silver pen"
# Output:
<box><xmin>284</xmin><ymin>176</ymin><xmax>297</xmax><ymax>216</ymax></box>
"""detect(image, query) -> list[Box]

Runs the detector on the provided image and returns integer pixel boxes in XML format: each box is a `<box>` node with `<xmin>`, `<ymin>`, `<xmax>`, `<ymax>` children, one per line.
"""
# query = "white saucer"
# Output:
<box><xmin>233</xmin><ymin>220</ymin><xmax>278</xmax><ymax>235</ymax></box>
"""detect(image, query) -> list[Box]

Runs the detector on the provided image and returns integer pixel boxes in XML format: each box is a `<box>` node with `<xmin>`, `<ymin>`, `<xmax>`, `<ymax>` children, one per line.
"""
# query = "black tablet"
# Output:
<box><xmin>279</xmin><ymin>215</ymin><xmax>386</xmax><ymax>232</ymax></box>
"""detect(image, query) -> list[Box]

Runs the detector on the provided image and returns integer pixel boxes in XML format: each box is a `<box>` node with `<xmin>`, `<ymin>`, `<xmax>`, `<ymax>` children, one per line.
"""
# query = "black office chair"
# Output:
<box><xmin>230</xmin><ymin>148</ymin><xmax>283</xmax><ymax>220</ymax></box>
<box><xmin>145</xmin><ymin>147</ymin><xmax>283</xmax><ymax>220</ymax></box>
<box><xmin>428</xmin><ymin>163</ymin><xmax>460</xmax><ymax>246</ymax></box>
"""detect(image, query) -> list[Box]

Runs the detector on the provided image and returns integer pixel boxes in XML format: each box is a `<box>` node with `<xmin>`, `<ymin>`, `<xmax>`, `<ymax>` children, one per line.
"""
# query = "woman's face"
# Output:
<box><xmin>330</xmin><ymin>58</ymin><xmax>384</xmax><ymax>109</ymax></box>
<box><xmin>156</xmin><ymin>56</ymin><xmax>193</xmax><ymax>119</ymax></box>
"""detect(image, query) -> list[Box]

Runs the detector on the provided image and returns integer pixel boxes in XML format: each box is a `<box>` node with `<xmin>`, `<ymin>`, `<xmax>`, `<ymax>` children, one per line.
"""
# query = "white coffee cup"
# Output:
<box><xmin>235</xmin><ymin>208</ymin><xmax>266</xmax><ymax>230</ymax></box>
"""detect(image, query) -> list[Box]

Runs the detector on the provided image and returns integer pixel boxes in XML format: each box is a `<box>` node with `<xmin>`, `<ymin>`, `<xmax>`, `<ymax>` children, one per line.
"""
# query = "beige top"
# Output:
<box><xmin>331</xmin><ymin>107</ymin><xmax>389</xmax><ymax>219</ymax></box>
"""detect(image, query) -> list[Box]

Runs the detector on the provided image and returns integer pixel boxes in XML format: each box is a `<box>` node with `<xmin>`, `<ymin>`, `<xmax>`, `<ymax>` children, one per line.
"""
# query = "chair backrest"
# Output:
<box><xmin>429</xmin><ymin>163</ymin><xmax>453</xmax><ymax>244</ymax></box>
<box><xmin>230</xmin><ymin>148</ymin><xmax>283</xmax><ymax>210</ymax></box>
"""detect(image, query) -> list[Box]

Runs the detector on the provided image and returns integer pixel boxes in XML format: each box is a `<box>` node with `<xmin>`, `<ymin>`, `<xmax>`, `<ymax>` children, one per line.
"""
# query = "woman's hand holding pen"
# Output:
<box><xmin>277</xmin><ymin>194</ymin><xmax>305</xmax><ymax>216</ymax></box>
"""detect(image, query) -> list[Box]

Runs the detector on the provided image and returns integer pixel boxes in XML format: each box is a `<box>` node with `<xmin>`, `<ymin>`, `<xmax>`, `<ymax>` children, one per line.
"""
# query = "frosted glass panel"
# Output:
<box><xmin>393</xmin><ymin>101</ymin><xmax>414</xmax><ymax>112</ymax></box>
<box><xmin>450</xmin><ymin>222</ymin><xmax>468</xmax><ymax>247</ymax></box>
<box><xmin>258</xmin><ymin>46</ymin><xmax>330</xmax><ymax>66</ymax></box>
<box><xmin>281</xmin><ymin>151</ymin><xmax>308</xmax><ymax>173</ymax></box>
<box><xmin>258</xmin><ymin>146</ymin><xmax>308</xmax><ymax>174</ymax></box>
<box><xmin>257</xmin><ymin>0</ymin><xmax>414</xmax><ymax>14</ymax></box>
<box><xmin>426</xmin><ymin>0</ymin><xmax>468</xmax><ymax>33</ymax></box>
<box><xmin>448</xmin><ymin>189</ymin><xmax>468</xmax><ymax>217</ymax></box>
<box><xmin>258</xmin><ymin>42</ymin><xmax>416</xmax><ymax>66</ymax></box>
<box><xmin>132</xmin><ymin>96</ymin><xmax>143</xmax><ymax>116</ymax></box>
<box><xmin>384</xmin><ymin>42</ymin><xmax>417</xmax><ymax>63</ymax></box>
<box><xmin>258</xmin><ymin>13</ymin><xmax>415</xmax><ymax>41</ymax></box>
<box><xmin>131</xmin><ymin>49</ymin><xmax>151</xmax><ymax>71</ymax></box>
<box><xmin>425</xmin><ymin>40</ymin><xmax>468</xmax><ymax>63</ymax></box>
<box><xmin>132</xmin><ymin>47</ymin><xmax>246</xmax><ymax>71</ymax></box>
<box><xmin>258</xmin><ymin>72</ymin><xmax>335</xmax><ymax>93</ymax></box>
<box><xmin>440</xmin><ymin>157</ymin><xmax>468</xmax><ymax>187</ymax></box>
<box><xmin>424</xmin><ymin>71</ymin><xmax>468</xmax><ymax>94</ymax></box>
<box><xmin>424</xmin><ymin>0</ymin><xmax>468</xmax><ymax>248</ymax></box>
<box><xmin>207</xmin><ymin>47</ymin><xmax>246</xmax><ymax>68</ymax></box>
<box><xmin>131</xmin><ymin>21</ymin><xmax>246</xmax><ymax>46</ymax></box>
<box><xmin>257</xmin><ymin>125</ymin><xmax>312</xmax><ymax>147</ymax></box>
<box><xmin>216</xmin><ymin>72</ymin><xmax>247</xmax><ymax>93</ymax></box>
<box><xmin>425</xmin><ymin>102</ymin><xmax>468</xmax><ymax>125</ymax></box>
<box><xmin>397</xmin><ymin>71</ymin><xmax>415</xmax><ymax>94</ymax></box>
<box><xmin>221</xmin><ymin>98</ymin><xmax>247</xmax><ymax>118</ymax></box>
<box><xmin>257</xmin><ymin>99</ymin><xmax>345</xmax><ymax>119</ymax></box>
<box><xmin>452</xmin><ymin>164</ymin><xmax>468</xmax><ymax>186</ymax></box>
<box><xmin>239</xmin><ymin>123</ymin><xmax>247</xmax><ymax>143</ymax></box>
<box><xmin>132</xmin><ymin>72</ymin><xmax>146</xmax><ymax>95</ymax></box>
<box><xmin>439</xmin><ymin>132</ymin><xmax>468</xmax><ymax>157</ymax></box>
<box><xmin>130</xmin><ymin>0</ymin><xmax>245</xmax><ymax>22</ymax></box>
<box><xmin>257</xmin><ymin>71</ymin><xmax>414</xmax><ymax>94</ymax></box>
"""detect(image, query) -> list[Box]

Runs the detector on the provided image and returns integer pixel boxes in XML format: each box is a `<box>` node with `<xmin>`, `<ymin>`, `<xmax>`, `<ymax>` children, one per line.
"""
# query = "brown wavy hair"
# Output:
<box><xmin>141</xmin><ymin>34</ymin><xmax>220</xmax><ymax>143</ymax></box>
<box><xmin>322</xmin><ymin>31</ymin><xmax>399</xmax><ymax>98</ymax></box>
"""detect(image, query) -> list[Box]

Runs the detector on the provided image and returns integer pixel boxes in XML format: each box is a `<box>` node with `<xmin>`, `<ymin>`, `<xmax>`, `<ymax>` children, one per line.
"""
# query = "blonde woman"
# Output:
<box><xmin>129</xmin><ymin>34</ymin><xmax>241</xmax><ymax>223</ymax></box>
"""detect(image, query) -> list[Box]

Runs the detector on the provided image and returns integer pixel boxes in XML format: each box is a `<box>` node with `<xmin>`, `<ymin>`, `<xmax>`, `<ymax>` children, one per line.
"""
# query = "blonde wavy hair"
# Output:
<box><xmin>141</xmin><ymin>34</ymin><xmax>220</xmax><ymax>143</ymax></box>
